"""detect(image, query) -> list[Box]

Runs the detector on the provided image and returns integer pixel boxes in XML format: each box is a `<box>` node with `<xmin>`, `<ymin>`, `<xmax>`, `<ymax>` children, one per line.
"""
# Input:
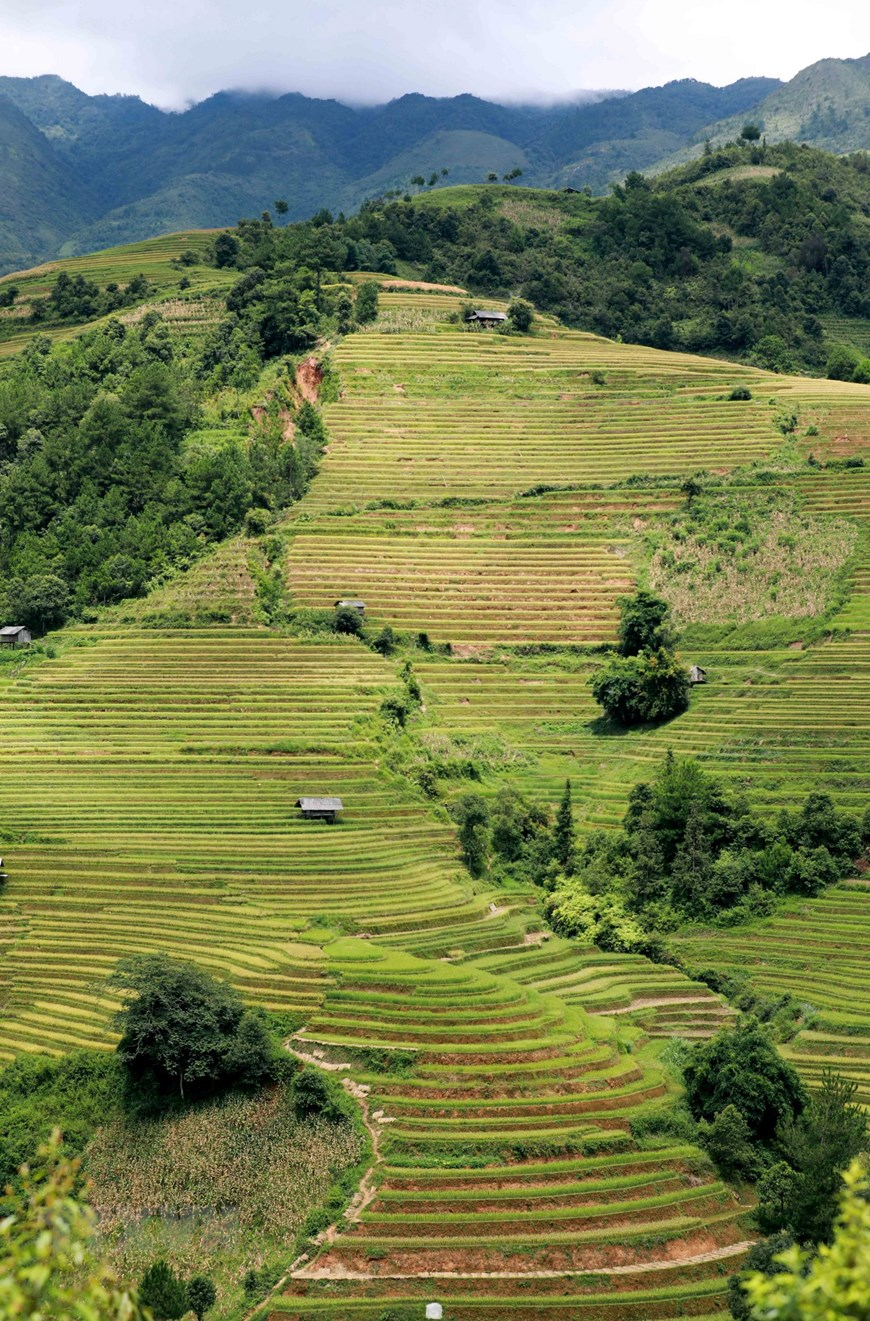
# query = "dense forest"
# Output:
<box><xmin>0</xmin><ymin>316</ymin><xmax>326</xmax><ymax>630</ymax></box>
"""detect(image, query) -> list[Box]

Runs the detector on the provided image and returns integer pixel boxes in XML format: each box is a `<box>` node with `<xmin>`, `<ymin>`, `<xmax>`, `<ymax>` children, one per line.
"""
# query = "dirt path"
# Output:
<box><xmin>299</xmin><ymin>1240</ymin><xmax>756</xmax><ymax>1281</ymax></box>
<box><xmin>286</xmin><ymin>1042</ymin><xmax>388</xmax><ymax>1271</ymax></box>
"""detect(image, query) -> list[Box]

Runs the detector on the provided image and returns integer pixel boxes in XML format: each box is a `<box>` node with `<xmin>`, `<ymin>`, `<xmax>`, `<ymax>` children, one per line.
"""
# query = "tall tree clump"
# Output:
<box><xmin>591</xmin><ymin>592</ymin><xmax>688</xmax><ymax>727</ymax></box>
<box><xmin>109</xmin><ymin>954</ymin><xmax>276</xmax><ymax>1110</ymax></box>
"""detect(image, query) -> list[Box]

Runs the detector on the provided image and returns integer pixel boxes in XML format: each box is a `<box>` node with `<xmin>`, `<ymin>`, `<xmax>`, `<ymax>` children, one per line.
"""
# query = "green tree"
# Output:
<box><xmin>775</xmin><ymin>1070</ymin><xmax>868</xmax><ymax>1243</ymax></box>
<box><xmin>740</xmin><ymin>122</ymin><xmax>762</xmax><ymax>143</ymax></box>
<box><xmin>355</xmin><ymin>281</ymin><xmax>379</xmax><ymax>324</ymax></box>
<box><xmin>697</xmin><ymin>1104</ymin><xmax>759</xmax><ymax>1180</ymax></box>
<box><xmin>454</xmin><ymin>794</ymin><xmax>490</xmax><ymax>876</ymax></box>
<box><xmin>590</xmin><ymin>648</ymin><xmax>690</xmax><ymax>726</ymax></box>
<box><xmin>743</xmin><ymin>1159</ymin><xmax>870</xmax><ymax>1319</ymax></box>
<box><xmin>213</xmin><ymin>232</ymin><xmax>240</xmax><ymax>268</ymax></box>
<box><xmin>826</xmin><ymin>343</ymin><xmax>860</xmax><ymax>380</ymax></box>
<box><xmin>0</xmin><ymin>1133</ymin><xmax>148</xmax><ymax>1320</ymax></box>
<box><xmin>508</xmin><ymin>298</ymin><xmax>534</xmax><ymax>332</ymax></box>
<box><xmin>617</xmin><ymin>590</ymin><xmax>675</xmax><ymax>656</ymax></box>
<box><xmin>274</xmin><ymin>199</ymin><xmax>289</xmax><ymax>216</ymax></box>
<box><xmin>4</xmin><ymin>572</ymin><xmax>70</xmax><ymax>634</ymax></box>
<box><xmin>109</xmin><ymin>954</ymin><xmax>274</xmax><ymax>1105</ymax></box>
<box><xmin>186</xmin><ymin>1275</ymin><xmax>217</xmax><ymax>1321</ymax></box>
<box><xmin>756</xmin><ymin>1162</ymin><xmax>799</xmax><ymax>1235</ymax></box>
<box><xmin>486</xmin><ymin>172</ymin><xmax>499</xmax><ymax>182</ymax></box>
<box><xmin>683</xmin><ymin>1024</ymin><xmax>806</xmax><ymax>1146</ymax></box>
<box><xmin>553</xmin><ymin>780</ymin><xmax>576</xmax><ymax>874</ymax></box>
<box><xmin>139</xmin><ymin>1261</ymin><xmax>187</xmax><ymax>1320</ymax></box>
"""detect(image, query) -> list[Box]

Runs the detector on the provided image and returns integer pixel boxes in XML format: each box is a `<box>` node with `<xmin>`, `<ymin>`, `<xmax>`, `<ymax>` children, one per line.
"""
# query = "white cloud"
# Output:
<box><xmin>0</xmin><ymin>0</ymin><xmax>866</xmax><ymax>107</ymax></box>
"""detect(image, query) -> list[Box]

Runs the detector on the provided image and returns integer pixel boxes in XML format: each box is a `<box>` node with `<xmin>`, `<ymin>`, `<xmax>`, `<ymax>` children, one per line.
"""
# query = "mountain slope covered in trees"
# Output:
<box><xmin>0</xmin><ymin>71</ymin><xmax>783</xmax><ymax>271</ymax></box>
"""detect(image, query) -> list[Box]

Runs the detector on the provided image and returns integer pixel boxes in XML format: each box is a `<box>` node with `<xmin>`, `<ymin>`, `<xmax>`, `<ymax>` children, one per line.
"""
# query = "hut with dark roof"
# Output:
<box><xmin>0</xmin><ymin>625</ymin><xmax>31</xmax><ymax>648</ymax></box>
<box><xmin>465</xmin><ymin>310</ymin><xmax>508</xmax><ymax>327</ymax></box>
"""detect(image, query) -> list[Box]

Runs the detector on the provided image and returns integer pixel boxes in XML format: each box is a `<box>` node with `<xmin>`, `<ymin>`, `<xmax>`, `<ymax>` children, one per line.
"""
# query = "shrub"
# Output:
<box><xmin>187</xmin><ymin>1276</ymin><xmax>216</xmax><ymax>1321</ymax></box>
<box><xmin>333</xmin><ymin>605</ymin><xmax>363</xmax><ymax>635</ymax></box>
<box><xmin>729</xmin><ymin>385</ymin><xmax>752</xmax><ymax>400</ymax></box>
<box><xmin>683</xmin><ymin>1024</ymin><xmax>806</xmax><ymax>1146</ymax></box>
<box><xmin>507</xmin><ymin>298</ymin><xmax>534</xmax><ymax>332</ymax></box>
<box><xmin>372</xmin><ymin>625</ymin><xmax>397</xmax><ymax>656</ymax></box>
<box><xmin>590</xmin><ymin>648</ymin><xmax>690</xmax><ymax>726</ymax></box>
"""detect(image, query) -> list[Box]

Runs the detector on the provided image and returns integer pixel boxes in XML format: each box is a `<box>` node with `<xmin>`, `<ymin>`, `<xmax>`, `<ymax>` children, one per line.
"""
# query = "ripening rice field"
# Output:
<box><xmin>0</xmin><ymin>629</ymin><xmax>523</xmax><ymax>1059</ymax></box>
<box><xmin>4</xmin><ymin>272</ymin><xmax>870</xmax><ymax>1320</ymax></box>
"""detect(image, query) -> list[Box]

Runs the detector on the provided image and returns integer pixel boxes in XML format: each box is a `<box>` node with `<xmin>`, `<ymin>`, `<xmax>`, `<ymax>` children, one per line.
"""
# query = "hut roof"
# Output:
<box><xmin>296</xmin><ymin>797</ymin><xmax>344</xmax><ymax>812</ymax></box>
<box><xmin>0</xmin><ymin>625</ymin><xmax>27</xmax><ymax>637</ymax></box>
<box><xmin>335</xmin><ymin>599</ymin><xmax>365</xmax><ymax>609</ymax></box>
<box><xmin>468</xmin><ymin>309</ymin><xmax>507</xmax><ymax>322</ymax></box>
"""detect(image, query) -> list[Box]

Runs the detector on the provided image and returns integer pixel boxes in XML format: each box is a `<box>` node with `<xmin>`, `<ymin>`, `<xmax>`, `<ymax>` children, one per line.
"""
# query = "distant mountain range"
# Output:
<box><xmin>1</xmin><ymin>51</ymin><xmax>869</xmax><ymax>273</ymax></box>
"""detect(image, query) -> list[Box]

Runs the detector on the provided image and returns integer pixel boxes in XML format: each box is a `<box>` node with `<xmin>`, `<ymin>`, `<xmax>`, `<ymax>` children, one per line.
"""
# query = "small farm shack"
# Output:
<box><xmin>335</xmin><ymin>599</ymin><xmax>366</xmax><ymax>615</ymax></box>
<box><xmin>465</xmin><ymin>310</ymin><xmax>508</xmax><ymax>327</ymax></box>
<box><xmin>689</xmin><ymin>665</ymin><xmax>707</xmax><ymax>685</ymax></box>
<box><xmin>296</xmin><ymin>797</ymin><xmax>344</xmax><ymax>823</ymax></box>
<box><xmin>0</xmin><ymin>625</ymin><xmax>32</xmax><ymax>648</ymax></box>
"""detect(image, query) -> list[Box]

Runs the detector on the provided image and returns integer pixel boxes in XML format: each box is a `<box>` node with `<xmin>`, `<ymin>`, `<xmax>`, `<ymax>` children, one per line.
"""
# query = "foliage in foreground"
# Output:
<box><xmin>0</xmin><ymin>1133</ymin><xmax>146</xmax><ymax>1320</ymax></box>
<box><xmin>741</xmin><ymin>1159</ymin><xmax>870</xmax><ymax>1319</ymax></box>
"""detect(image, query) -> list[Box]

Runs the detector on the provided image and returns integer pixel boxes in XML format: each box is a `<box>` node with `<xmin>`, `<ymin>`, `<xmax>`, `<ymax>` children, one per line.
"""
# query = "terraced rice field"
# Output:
<box><xmin>5</xmin><ymin>277</ymin><xmax>870</xmax><ymax>1318</ymax></box>
<box><xmin>0</xmin><ymin>230</ymin><xmax>234</xmax><ymax>355</ymax></box>
<box><xmin>0</xmin><ymin>630</ymin><xmax>502</xmax><ymax>1058</ymax></box>
<box><xmin>277</xmin><ymin>941</ymin><xmax>750</xmax><ymax>1321</ymax></box>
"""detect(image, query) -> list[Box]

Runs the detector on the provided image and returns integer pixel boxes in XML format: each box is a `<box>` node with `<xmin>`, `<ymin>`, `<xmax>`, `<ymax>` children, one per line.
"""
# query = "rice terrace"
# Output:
<box><xmin>3</xmin><ymin>158</ymin><xmax>870</xmax><ymax>1321</ymax></box>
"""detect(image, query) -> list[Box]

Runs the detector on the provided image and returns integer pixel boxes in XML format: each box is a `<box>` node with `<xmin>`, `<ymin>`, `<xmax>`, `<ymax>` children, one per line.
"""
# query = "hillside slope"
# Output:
<box><xmin>0</xmin><ymin>94</ymin><xmax>97</xmax><ymax>270</ymax></box>
<box><xmin>2</xmin><ymin>257</ymin><xmax>870</xmax><ymax>1316</ymax></box>
<box><xmin>651</xmin><ymin>52</ymin><xmax>870</xmax><ymax>174</ymax></box>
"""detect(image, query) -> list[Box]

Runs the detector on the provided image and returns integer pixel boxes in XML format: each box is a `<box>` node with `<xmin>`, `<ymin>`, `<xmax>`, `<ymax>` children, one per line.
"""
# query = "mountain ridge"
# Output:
<box><xmin>1</xmin><ymin>53</ymin><xmax>868</xmax><ymax>272</ymax></box>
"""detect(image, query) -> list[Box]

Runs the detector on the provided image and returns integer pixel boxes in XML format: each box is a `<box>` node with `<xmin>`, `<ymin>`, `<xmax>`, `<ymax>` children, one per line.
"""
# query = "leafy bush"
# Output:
<box><xmin>590</xmin><ymin>647</ymin><xmax>690</xmax><ymax>726</ymax></box>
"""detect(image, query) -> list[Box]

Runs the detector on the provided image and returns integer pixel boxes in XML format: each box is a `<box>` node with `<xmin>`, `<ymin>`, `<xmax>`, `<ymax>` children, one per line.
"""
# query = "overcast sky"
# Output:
<box><xmin>0</xmin><ymin>0</ymin><xmax>867</xmax><ymax>109</ymax></box>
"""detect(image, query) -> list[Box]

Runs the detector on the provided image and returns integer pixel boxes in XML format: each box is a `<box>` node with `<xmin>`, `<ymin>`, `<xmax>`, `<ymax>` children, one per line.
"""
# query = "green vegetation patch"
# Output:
<box><xmin>647</xmin><ymin>490</ymin><xmax>857</xmax><ymax>624</ymax></box>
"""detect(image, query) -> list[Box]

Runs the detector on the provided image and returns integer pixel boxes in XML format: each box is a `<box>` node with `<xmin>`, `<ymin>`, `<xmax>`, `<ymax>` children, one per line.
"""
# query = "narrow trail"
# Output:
<box><xmin>239</xmin><ymin>1040</ymin><xmax>387</xmax><ymax>1320</ymax></box>
<box><xmin>299</xmin><ymin>1240</ymin><xmax>756</xmax><ymax>1281</ymax></box>
<box><xmin>286</xmin><ymin>1040</ymin><xmax>388</xmax><ymax>1276</ymax></box>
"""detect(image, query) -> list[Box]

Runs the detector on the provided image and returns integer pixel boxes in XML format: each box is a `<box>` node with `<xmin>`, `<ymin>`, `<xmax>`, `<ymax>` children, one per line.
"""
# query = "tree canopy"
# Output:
<box><xmin>109</xmin><ymin>954</ymin><xmax>276</xmax><ymax>1107</ymax></box>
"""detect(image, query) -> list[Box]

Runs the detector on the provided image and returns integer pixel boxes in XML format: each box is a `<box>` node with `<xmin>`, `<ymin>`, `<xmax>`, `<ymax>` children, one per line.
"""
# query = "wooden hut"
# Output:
<box><xmin>296</xmin><ymin>796</ymin><xmax>344</xmax><ymax>824</ymax></box>
<box><xmin>465</xmin><ymin>310</ymin><xmax>508</xmax><ymax>327</ymax></box>
<box><xmin>689</xmin><ymin>665</ymin><xmax>707</xmax><ymax>685</ymax></box>
<box><xmin>335</xmin><ymin>599</ymin><xmax>366</xmax><ymax>615</ymax></box>
<box><xmin>0</xmin><ymin>625</ymin><xmax>32</xmax><ymax>648</ymax></box>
